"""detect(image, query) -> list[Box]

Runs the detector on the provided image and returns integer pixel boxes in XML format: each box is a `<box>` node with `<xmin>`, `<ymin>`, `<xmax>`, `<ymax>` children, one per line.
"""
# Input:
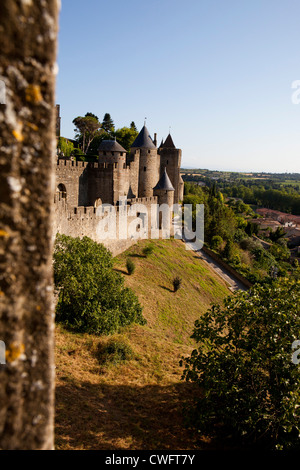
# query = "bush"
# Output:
<box><xmin>180</xmin><ymin>278</ymin><xmax>300</xmax><ymax>449</ymax></box>
<box><xmin>126</xmin><ymin>258</ymin><xmax>136</xmax><ymax>275</ymax></box>
<box><xmin>53</xmin><ymin>234</ymin><xmax>146</xmax><ymax>335</ymax></box>
<box><xmin>96</xmin><ymin>338</ymin><xmax>135</xmax><ymax>365</ymax></box>
<box><xmin>142</xmin><ymin>244</ymin><xmax>154</xmax><ymax>257</ymax></box>
<box><xmin>210</xmin><ymin>235</ymin><xmax>223</xmax><ymax>251</ymax></box>
<box><xmin>173</xmin><ymin>276</ymin><xmax>182</xmax><ymax>292</ymax></box>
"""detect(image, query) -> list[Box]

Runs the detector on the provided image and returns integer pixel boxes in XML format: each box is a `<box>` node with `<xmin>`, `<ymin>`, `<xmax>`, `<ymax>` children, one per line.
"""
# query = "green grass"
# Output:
<box><xmin>55</xmin><ymin>237</ymin><xmax>231</xmax><ymax>450</ymax></box>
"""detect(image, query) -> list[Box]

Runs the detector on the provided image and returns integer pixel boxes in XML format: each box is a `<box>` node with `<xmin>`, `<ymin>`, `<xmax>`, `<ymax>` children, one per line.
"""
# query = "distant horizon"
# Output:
<box><xmin>180</xmin><ymin>166</ymin><xmax>300</xmax><ymax>175</ymax></box>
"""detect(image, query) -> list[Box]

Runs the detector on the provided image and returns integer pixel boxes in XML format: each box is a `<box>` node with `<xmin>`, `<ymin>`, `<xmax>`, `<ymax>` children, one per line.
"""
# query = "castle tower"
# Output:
<box><xmin>158</xmin><ymin>133</ymin><xmax>183</xmax><ymax>203</ymax></box>
<box><xmin>153</xmin><ymin>168</ymin><xmax>175</xmax><ymax>229</ymax></box>
<box><xmin>98</xmin><ymin>139</ymin><xmax>129</xmax><ymax>204</ymax></box>
<box><xmin>98</xmin><ymin>139</ymin><xmax>127</xmax><ymax>165</ymax></box>
<box><xmin>130</xmin><ymin>125</ymin><xmax>160</xmax><ymax>198</ymax></box>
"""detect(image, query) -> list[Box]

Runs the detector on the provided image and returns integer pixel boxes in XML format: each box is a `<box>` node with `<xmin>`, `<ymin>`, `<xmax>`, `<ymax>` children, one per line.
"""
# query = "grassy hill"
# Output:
<box><xmin>55</xmin><ymin>238</ymin><xmax>230</xmax><ymax>450</ymax></box>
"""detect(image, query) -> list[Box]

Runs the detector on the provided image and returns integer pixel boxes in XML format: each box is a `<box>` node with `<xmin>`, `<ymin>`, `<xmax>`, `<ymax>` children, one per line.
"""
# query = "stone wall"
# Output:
<box><xmin>0</xmin><ymin>0</ymin><xmax>59</xmax><ymax>450</ymax></box>
<box><xmin>54</xmin><ymin>195</ymin><xmax>159</xmax><ymax>256</ymax></box>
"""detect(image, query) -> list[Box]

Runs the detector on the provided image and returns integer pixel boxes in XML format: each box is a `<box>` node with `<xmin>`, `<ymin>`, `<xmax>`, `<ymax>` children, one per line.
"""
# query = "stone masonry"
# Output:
<box><xmin>54</xmin><ymin>125</ymin><xmax>184</xmax><ymax>255</ymax></box>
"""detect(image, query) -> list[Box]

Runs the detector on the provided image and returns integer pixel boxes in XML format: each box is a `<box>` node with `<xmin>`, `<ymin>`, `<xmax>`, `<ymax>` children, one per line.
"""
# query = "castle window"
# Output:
<box><xmin>167</xmin><ymin>160</ymin><xmax>168</xmax><ymax>164</ymax></box>
<box><xmin>57</xmin><ymin>183</ymin><xmax>66</xmax><ymax>200</ymax></box>
<box><xmin>144</xmin><ymin>166</ymin><xmax>146</xmax><ymax>171</ymax></box>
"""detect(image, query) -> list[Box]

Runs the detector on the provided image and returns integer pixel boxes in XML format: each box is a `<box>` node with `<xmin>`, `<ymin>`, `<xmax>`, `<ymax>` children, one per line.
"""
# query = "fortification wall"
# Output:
<box><xmin>54</xmin><ymin>195</ymin><xmax>159</xmax><ymax>256</ymax></box>
<box><xmin>56</xmin><ymin>159</ymin><xmax>88</xmax><ymax>206</ymax></box>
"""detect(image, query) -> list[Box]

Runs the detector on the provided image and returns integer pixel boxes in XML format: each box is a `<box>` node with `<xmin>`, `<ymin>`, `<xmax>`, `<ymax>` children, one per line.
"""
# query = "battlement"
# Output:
<box><xmin>56</xmin><ymin>157</ymin><xmax>142</xmax><ymax>174</ymax></box>
<box><xmin>127</xmin><ymin>196</ymin><xmax>158</xmax><ymax>205</ymax></box>
<box><xmin>56</xmin><ymin>158</ymin><xmax>89</xmax><ymax>170</ymax></box>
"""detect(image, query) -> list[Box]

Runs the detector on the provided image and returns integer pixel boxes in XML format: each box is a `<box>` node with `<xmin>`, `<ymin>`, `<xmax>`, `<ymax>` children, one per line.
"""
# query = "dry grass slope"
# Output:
<box><xmin>55</xmin><ymin>238</ymin><xmax>230</xmax><ymax>450</ymax></box>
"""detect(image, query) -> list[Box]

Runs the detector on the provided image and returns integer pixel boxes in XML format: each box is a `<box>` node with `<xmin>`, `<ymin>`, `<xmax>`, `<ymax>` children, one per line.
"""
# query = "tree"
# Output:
<box><xmin>102</xmin><ymin>113</ymin><xmax>115</xmax><ymax>133</ymax></box>
<box><xmin>181</xmin><ymin>278</ymin><xmax>300</xmax><ymax>449</ymax></box>
<box><xmin>114</xmin><ymin>127</ymin><xmax>138</xmax><ymax>152</ymax></box>
<box><xmin>73</xmin><ymin>114</ymin><xmax>102</xmax><ymax>154</ymax></box>
<box><xmin>85</xmin><ymin>112</ymin><xmax>99</xmax><ymax>121</ymax></box>
<box><xmin>57</xmin><ymin>137</ymin><xmax>74</xmax><ymax>157</ymax></box>
<box><xmin>130</xmin><ymin>121</ymin><xmax>137</xmax><ymax>131</ymax></box>
<box><xmin>53</xmin><ymin>234</ymin><xmax>146</xmax><ymax>335</ymax></box>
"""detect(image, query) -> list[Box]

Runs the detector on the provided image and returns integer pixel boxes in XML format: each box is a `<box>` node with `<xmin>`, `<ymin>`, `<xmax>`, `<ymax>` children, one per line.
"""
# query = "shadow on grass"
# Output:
<box><xmin>159</xmin><ymin>285</ymin><xmax>174</xmax><ymax>293</ymax></box>
<box><xmin>113</xmin><ymin>267</ymin><xmax>129</xmax><ymax>275</ymax></box>
<box><xmin>55</xmin><ymin>378</ymin><xmax>209</xmax><ymax>451</ymax></box>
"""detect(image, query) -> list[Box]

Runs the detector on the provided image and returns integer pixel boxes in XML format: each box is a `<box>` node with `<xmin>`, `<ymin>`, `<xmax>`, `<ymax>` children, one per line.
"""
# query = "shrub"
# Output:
<box><xmin>181</xmin><ymin>278</ymin><xmax>300</xmax><ymax>449</ymax></box>
<box><xmin>142</xmin><ymin>244</ymin><xmax>154</xmax><ymax>257</ymax></box>
<box><xmin>126</xmin><ymin>258</ymin><xmax>136</xmax><ymax>275</ymax></box>
<box><xmin>173</xmin><ymin>276</ymin><xmax>182</xmax><ymax>292</ymax></box>
<box><xmin>53</xmin><ymin>234</ymin><xmax>146</xmax><ymax>335</ymax></box>
<box><xmin>210</xmin><ymin>235</ymin><xmax>223</xmax><ymax>251</ymax></box>
<box><xmin>96</xmin><ymin>338</ymin><xmax>135</xmax><ymax>365</ymax></box>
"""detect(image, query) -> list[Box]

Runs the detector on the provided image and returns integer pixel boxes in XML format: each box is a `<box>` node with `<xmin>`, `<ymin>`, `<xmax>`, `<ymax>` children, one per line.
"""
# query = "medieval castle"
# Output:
<box><xmin>55</xmin><ymin>123</ymin><xmax>184</xmax><ymax>255</ymax></box>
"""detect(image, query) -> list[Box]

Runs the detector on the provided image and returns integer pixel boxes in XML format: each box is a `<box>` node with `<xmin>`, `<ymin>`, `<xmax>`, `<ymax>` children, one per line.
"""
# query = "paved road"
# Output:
<box><xmin>172</xmin><ymin>216</ymin><xmax>248</xmax><ymax>292</ymax></box>
<box><xmin>192</xmin><ymin>247</ymin><xmax>248</xmax><ymax>292</ymax></box>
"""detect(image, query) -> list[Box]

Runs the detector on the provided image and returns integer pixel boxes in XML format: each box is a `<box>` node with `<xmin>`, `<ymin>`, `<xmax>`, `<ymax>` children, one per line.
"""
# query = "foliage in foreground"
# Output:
<box><xmin>53</xmin><ymin>234</ymin><xmax>146</xmax><ymax>335</ymax></box>
<box><xmin>181</xmin><ymin>277</ymin><xmax>300</xmax><ymax>449</ymax></box>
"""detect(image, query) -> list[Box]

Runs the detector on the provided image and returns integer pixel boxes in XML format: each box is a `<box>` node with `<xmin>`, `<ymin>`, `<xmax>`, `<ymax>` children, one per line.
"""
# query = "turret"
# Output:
<box><xmin>158</xmin><ymin>133</ymin><xmax>182</xmax><ymax>204</ymax></box>
<box><xmin>153</xmin><ymin>168</ymin><xmax>175</xmax><ymax>229</ymax></box>
<box><xmin>98</xmin><ymin>139</ymin><xmax>127</xmax><ymax>165</ymax></box>
<box><xmin>131</xmin><ymin>125</ymin><xmax>159</xmax><ymax>198</ymax></box>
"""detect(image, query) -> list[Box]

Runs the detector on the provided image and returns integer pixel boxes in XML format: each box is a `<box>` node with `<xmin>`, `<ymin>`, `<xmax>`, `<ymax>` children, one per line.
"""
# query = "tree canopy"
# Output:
<box><xmin>181</xmin><ymin>277</ymin><xmax>300</xmax><ymax>449</ymax></box>
<box><xmin>53</xmin><ymin>234</ymin><xmax>146</xmax><ymax>335</ymax></box>
<box><xmin>102</xmin><ymin>113</ymin><xmax>115</xmax><ymax>133</ymax></box>
<box><xmin>72</xmin><ymin>113</ymin><xmax>102</xmax><ymax>154</ymax></box>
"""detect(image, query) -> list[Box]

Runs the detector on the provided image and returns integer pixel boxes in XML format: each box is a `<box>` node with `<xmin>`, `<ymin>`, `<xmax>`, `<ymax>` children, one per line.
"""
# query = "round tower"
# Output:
<box><xmin>131</xmin><ymin>125</ymin><xmax>159</xmax><ymax>198</ymax></box>
<box><xmin>153</xmin><ymin>168</ymin><xmax>175</xmax><ymax>230</ymax></box>
<box><xmin>98</xmin><ymin>139</ymin><xmax>127</xmax><ymax>165</ymax></box>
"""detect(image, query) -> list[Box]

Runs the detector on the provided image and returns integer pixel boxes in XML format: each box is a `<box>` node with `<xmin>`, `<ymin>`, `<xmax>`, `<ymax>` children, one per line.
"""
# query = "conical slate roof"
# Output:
<box><xmin>131</xmin><ymin>125</ymin><xmax>156</xmax><ymax>149</ymax></box>
<box><xmin>153</xmin><ymin>168</ymin><xmax>175</xmax><ymax>191</ymax></box>
<box><xmin>98</xmin><ymin>139</ymin><xmax>127</xmax><ymax>152</ymax></box>
<box><xmin>162</xmin><ymin>134</ymin><xmax>176</xmax><ymax>148</ymax></box>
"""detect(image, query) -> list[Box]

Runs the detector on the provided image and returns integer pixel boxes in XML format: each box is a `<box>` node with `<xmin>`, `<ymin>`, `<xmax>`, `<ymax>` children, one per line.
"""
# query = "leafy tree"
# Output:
<box><xmin>223</xmin><ymin>238</ymin><xmax>234</xmax><ymax>261</ymax></box>
<box><xmin>53</xmin><ymin>234</ymin><xmax>146</xmax><ymax>335</ymax></box>
<box><xmin>73</xmin><ymin>114</ymin><xmax>102</xmax><ymax>154</ymax></box>
<box><xmin>211</xmin><ymin>235</ymin><xmax>223</xmax><ymax>251</ymax></box>
<box><xmin>114</xmin><ymin>127</ymin><xmax>138</xmax><ymax>152</ymax></box>
<box><xmin>181</xmin><ymin>278</ymin><xmax>300</xmax><ymax>449</ymax></box>
<box><xmin>86</xmin><ymin>126</ymin><xmax>139</xmax><ymax>155</ymax></box>
<box><xmin>102</xmin><ymin>113</ymin><xmax>115</xmax><ymax>133</ymax></box>
<box><xmin>57</xmin><ymin>137</ymin><xmax>74</xmax><ymax>157</ymax></box>
<box><xmin>85</xmin><ymin>112</ymin><xmax>99</xmax><ymax>121</ymax></box>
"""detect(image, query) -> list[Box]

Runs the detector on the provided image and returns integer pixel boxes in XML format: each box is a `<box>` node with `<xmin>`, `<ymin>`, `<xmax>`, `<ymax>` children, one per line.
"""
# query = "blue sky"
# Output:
<box><xmin>56</xmin><ymin>0</ymin><xmax>300</xmax><ymax>173</ymax></box>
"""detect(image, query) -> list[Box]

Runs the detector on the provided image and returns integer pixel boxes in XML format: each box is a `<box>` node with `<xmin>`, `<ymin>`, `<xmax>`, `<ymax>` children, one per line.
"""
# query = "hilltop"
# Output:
<box><xmin>55</xmin><ymin>238</ymin><xmax>230</xmax><ymax>450</ymax></box>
